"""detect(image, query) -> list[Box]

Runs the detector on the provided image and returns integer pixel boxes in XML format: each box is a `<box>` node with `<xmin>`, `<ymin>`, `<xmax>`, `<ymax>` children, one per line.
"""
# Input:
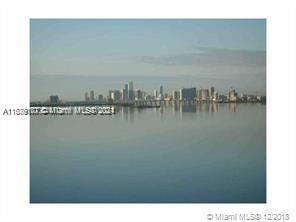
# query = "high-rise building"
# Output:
<box><xmin>121</xmin><ymin>89</ymin><xmax>126</xmax><ymax>102</ymax></box>
<box><xmin>90</xmin><ymin>90</ymin><xmax>95</xmax><ymax>101</ymax></box>
<box><xmin>85</xmin><ymin>92</ymin><xmax>89</xmax><ymax>101</ymax></box>
<box><xmin>124</xmin><ymin>84</ymin><xmax>128</xmax><ymax>101</ymax></box>
<box><xmin>97</xmin><ymin>94</ymin><xmax>104</xmax><ymax>102</ymax></box>
<box><xmin>228</xmin><ymin>88</ymin><xmax>238</xmax><ymax>102</ymax></box>
<box><xmin>128</xmin><ymin>81</ymin><xmax>134</xmax><ymax>101</ymax></box>
<box><xmin>128</xmin><ymin>81</ymin><xmax>133</xmax><ymax>90</ymax></box>
<box><xmin>135</xmin><ymin>89</ymin><xmax>143</xmax><ymax>100</ymax></box>
<box><xmin>213</xmin><ymin>91</ymin><xmax>219</xmax><ymax>101</ymax></box>
<box><xmin>108</xmin><ymin>90</ymin><xmax>113</xmax><ymax>99</ymax></box>
<box><xmin>111</xmin><ymin>90</ymin><xmax>121</xmax><ymax>102</ymax></box>
<box><xmin>153</xmin><ymin>89</ymin><xmax>158</xmax><ymax>98</ymax></box>
<box><xmin>173</xmin><ymin>90</ymin><xmax>180</xmax><ymax>100</ymax></box>
<box><xmin>180</xmin><ymin>88</ymin><xmax>196</xmax><ymax>101</ymax></box>
<box><xmin>142</xmin><ymin>91</ymin><xmax>146</xmax><ymax>98</ymax></box>
<box><xmin>145</xmin><ymin>94</ymin><xmax>152</xmax><ymax>100</ymax></box>
<box><xmin>49</xmin><ymin>95</ymin><xmax>59</xmax><ymax>104</ymax></box>
<box><xmin>199</xmin><ymin>88</ymin><xmax>209</xmax><ymax>101</ymax></box>
<box><xmin>160</xmin><ymin>85</ymin><xmax>163</xmax><ymax>95</ymax></box>
<box><xmin>209</xmin><ymin>87</ymin><xmax>215</xmax><ymax>100</ymax></box>
<box><xmin>218</xmin><ymin>95</ymin><xmax>226</xmax><ymax>102</ymax></box>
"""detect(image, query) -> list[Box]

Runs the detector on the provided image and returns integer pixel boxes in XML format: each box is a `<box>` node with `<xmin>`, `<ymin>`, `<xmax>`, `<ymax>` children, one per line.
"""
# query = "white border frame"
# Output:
<box><xmin>1</xmin><ymin>0</ymin><xmax>296</xmax><ymax>222</ymax></box>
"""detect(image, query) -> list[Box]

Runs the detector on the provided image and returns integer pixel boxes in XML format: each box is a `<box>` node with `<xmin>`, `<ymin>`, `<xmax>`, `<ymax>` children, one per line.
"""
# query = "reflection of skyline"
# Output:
<box><xmin>116</xmin><ymin>103</ymin><xmax>264</xmax><ymax>123</ymax></box>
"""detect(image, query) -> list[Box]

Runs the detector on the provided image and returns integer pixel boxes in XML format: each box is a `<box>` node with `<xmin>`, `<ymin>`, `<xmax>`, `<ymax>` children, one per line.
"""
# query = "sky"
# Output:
<box><xmin>30</xmin><ymin>19</ymin><xmax>266</xmax><ymax>101</ymax></box>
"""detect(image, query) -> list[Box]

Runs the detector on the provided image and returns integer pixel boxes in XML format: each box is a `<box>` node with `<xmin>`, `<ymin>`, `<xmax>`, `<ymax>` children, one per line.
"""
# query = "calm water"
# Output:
<box><xmin>30</xmin><ymin>103</ymin><xmax>266</xmax><ymax>203</ymax></box>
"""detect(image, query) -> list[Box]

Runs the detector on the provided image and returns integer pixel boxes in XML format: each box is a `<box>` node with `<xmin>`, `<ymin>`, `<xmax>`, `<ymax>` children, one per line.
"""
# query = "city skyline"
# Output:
<box><xmin>30</xmin><ymin>19</ymin><xmax>266</xmax><ymax>101</ymax></box>
<box><xmin>32</xmin><ymin>80</ymin><xmax>266</xmax><ymax>105</ymax></box>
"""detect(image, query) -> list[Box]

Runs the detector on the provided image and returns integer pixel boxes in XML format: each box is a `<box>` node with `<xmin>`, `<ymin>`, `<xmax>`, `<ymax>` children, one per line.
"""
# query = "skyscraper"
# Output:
<box><xmin>199</xmin><ymin>88</ymin><xmax>210</xmax><ymax>101</ymax></box>
<box><xmin>135</xmin><ymin>89</ymin><xmax>143</xmax><ymax>100</ymax></box>
<box><xmin>90</xmin><ymin>90</ymin><xmax>95</xmax><ymax>101</ymax></box>
<box><xmin>173</xmin><ymin>90</ymin><xmax>180</xmax><ymax>100</ymax></box>
<box><xmin>209</xmin><ymin>87</ymin><xmax>215</xmax><ymax>99</ymax></box>
<box><xmin>154</xmin><ymin>89</ymin><xmax>158</xmax><ymax>98</ymax></box>
<box><xmin>128</xmin><ymin>81</ymin><xmax>134</xmax><ymax>101</ymax></box>
<box><xmin>160</xmin><ymin>85</ymin><xmax>163</xmax><ymax>96</ymax></box>
<box><xmin>111</xmin><ymin>90</ymin><xmax>121</xmax><ymax>102</ymax></box>
<box><xmin>120</xmin><ymin>89</ymin><xmax>125</xmax><ymax>102</ymax></box>
<box><xmin>228</xmin><ymin>88</ymin><xmax>238</xmax><ymax>102</ymax></box>
<box><xmin>97</xmin><ymin>94</ymin><xmax>104</xmax><ymax>102</ymax></box>
<box><xmin>180</xmin><ymin>88</ymin><xmax>196</xmax><ymax>101</ymax></box>
<box><xmin>85</xmin><ymin>92</ymin><xmax>89</xmax><ymax>101</ymax></box>
<box><xmin>124</xmin><ymin>83</ymin><xmax>128</xmax><ymax>102</ymax></box>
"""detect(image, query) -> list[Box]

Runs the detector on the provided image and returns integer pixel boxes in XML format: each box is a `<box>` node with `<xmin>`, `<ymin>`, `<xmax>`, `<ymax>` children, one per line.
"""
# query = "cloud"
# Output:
<box><xmin>136</xmin><ymin>47</ymin><xmax>266</xmax><ymax>67</ymax></box>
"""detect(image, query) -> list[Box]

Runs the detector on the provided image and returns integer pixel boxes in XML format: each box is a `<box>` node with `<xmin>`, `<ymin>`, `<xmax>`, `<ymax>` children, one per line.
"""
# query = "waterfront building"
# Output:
<box><xmin>218</xmin><ymin>94</ymin><xmax>227</xmax><ymax>102</ymax></box>
<box><xmin>241</xmin><ymin>93</ymin><xmax>258</xmax><ymax>102</ymax></box>
<box><xmin>128</xmin><ymin>81</ymin><xmax>134</xmax><ymax>101</ymax></box>
<box><xmin>49</xmin><ymin>95</ymin><xmax>59</xmax><ymax>104</ymax></box>
<box><xmin>241</xmin><ymin>93</ymin><xmax>247</xmax><ymax>102</ymax></box>
<box><xmin>212</xmin><ymin>91</ymin><xmax>219</xmax><ymax>102</ymax></box>
<box><xmin>160</xmin><ymin>85</ymin><xmax>163</xmax><ymax>97</ymax></box>
<box><xmin>120</xmin><ymin>89</ymin><xmax>125</xmax><ymax>102</ymax></box>
<box><xmin>209</xmin><ymin>87</ymin><xmax>215</xmax><ymax>100</ymax></box>
<box><xmin>108</xmin><ymin>90</ymin><xmax>113</xmax><ymax>99</ymax></box>
<box><xmin>228</xmin><ymin>88</ymin><xmax>238</xmax><ymax>102</ymax></box>
<box><xmin>135</xmin><ymin>89</ymin><xmax>143</xmax><ymax>100</ymax></box>
<box><xmin>90</xmin><ymin>90</ymin><xmax>95</xmax><ymax>101</ymax></box>
<box><xmin>97</xmin><ymin>94</ymin><xmax>104</xmax><ymax>102</ymax></box>
<box><xmin>124</xmin><ymin>84</ymin><xmax>128</xmax><ymax>101</ymax></box>
<box><xmin>154</xmin><ymin>89</ymin><xmax>158</xmax><ymax>98</ymax></box>
<box><xmin>145</xmin><ymin>94</ymin><xmax>152</xmax><ymax>100</ymax></box>
<box><xmin>173</xmin><ymin>90</ymin><xmax>180</xmax><ymax>100</ymax></box>
<box><xmin>111</xmin><ymin>90</ymin><xmax>121</xmax><ymax>102</ymax></box>
<box><xmin>198</xmin><ymin>88</ymin><xmax>209</xmax><ymax>101</ymax></box>
<box><xmin>141</xmin><ymin>91</ymin><xmax>146</xmax><ymax>99</ymax></box>
<box><xmin>85</xmin><ymin>92</ymin><xmax>89</xmax><ymax>102</ymax></box>
<box><xmin>180</xmin><ymin>88</ymin><xmax>196</xmax><ymax>101</ymax></box>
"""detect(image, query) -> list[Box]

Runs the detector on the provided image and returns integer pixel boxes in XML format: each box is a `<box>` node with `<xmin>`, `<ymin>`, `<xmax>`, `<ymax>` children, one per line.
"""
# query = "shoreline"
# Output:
<box><xmin>30</xmin><ymin>100</ymin><xmax>266</xmax><ymax>107</ymax></box>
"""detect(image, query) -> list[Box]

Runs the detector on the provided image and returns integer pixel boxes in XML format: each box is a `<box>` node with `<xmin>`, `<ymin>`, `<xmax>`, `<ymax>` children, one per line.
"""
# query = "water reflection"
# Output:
<box><xmin>228</xmin><ymin>103</ymin><xmax>237</xmax><ymax>112</ymax></box>
<box><xmin>31</xmin><ymin>102</ymin><xmax>266</xmax><ymax>203</ymax></box>
<box><xmin>113</xmin><ymin>102</ymin><xmax>266</xmax><ymax>123</ymax></box>
<box><xmin>197</xmin><ymin>102</ymin><xmax>218</xmax><ymax>113</ymax></box>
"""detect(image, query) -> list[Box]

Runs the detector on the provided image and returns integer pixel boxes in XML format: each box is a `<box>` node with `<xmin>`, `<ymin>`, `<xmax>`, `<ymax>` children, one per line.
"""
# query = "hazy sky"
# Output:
<box><xmin>30</xmin><ymin>19</ymin><xmax>266</xmax><ymax>101</ymax></box>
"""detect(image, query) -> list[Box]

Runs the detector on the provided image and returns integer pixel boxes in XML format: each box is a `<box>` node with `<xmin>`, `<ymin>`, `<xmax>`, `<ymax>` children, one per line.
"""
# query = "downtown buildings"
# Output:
<box><xmin>30</xmin><ymin>81</ymin><xmax>264</xmax><ymax>107</ymax></box>
<box><xmin>180</xmin><ymin>88</ymin><xmax>197</xmax><ymax>101</ymax></box>
<box><xmin>82</xmin><ymin>81</ymin><xmax>264</xmax><ymax>104</ymax></box>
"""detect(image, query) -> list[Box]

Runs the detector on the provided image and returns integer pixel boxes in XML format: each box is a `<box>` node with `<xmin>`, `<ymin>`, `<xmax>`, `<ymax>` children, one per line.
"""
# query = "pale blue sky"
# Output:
<box><xmin>30</xmin><ymin>19</ymin><xmax>266</xmax><ymax>101</ymax></box>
